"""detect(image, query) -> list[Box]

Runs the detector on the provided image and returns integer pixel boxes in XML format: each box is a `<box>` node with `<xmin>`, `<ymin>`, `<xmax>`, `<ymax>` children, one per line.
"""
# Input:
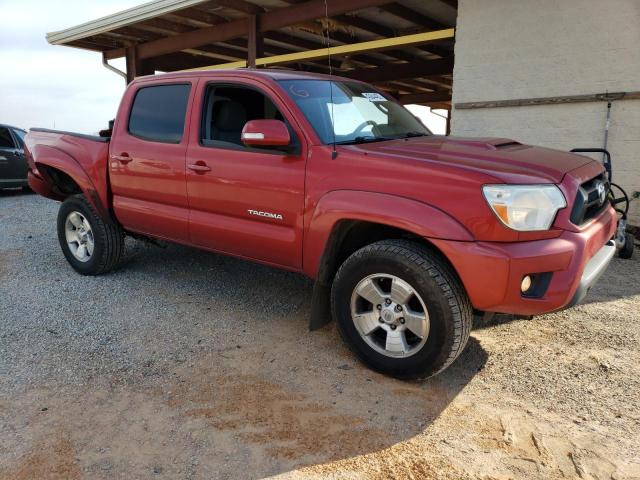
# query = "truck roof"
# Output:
<box><xmin>0</xmin><ymin>123</ymin><xmax>26</xmax><ymax>132</ymax></box>
<box><xmin>133</xmin><ymin>68</ymin><xmax>356</xmax><ymax>84</ymax></box>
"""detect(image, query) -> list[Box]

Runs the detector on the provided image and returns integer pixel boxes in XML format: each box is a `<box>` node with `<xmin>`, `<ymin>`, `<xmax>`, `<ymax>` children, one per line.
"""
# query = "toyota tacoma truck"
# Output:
<box><xmin>24</xmin><ymin>70</ymin><xmax>618</xmax><ymax>378</ymax></box>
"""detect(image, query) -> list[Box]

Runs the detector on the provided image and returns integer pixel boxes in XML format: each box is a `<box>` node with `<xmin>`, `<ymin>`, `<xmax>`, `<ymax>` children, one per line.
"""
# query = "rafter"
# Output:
<box><xmin>396</xmin><ymin>91</ymin><xmax>451</xmax><ymax>105</ymax></box>
<box><xmin>119</xmin><ymin>0</ymin><xmax>393</xmax><ymax>59</ymax></box>
<box><xmin>208</xmin><ymin>0</ymin><xmax>264</xmax><ymax>15</ymax></box>
<box><xmin>381</xmin><ymin>3</ymin><xmax>447</xmax><ymax>30</ymax></box>
<box><xmin>341</xmin><ymin>58</ymin><xmax>453</xmax><ymax>83</ymax></box>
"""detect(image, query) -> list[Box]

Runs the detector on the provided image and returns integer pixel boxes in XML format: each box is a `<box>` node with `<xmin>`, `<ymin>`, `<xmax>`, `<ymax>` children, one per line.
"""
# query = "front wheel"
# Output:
<box><xmin>331</xmin><ymin>240</ymin><xmax>472</xmax><ymax>379</ymax></box>
<box><xmin>57</xmin><ymin>194</ymin><xmax>124</xmax><ymax>275</ymax></box>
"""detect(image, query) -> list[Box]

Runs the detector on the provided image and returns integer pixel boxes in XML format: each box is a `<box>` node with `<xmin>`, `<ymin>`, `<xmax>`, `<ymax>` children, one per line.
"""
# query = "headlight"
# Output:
<box><xmin>482</xmin><ymin>184</ymin><xmax>566</xmax><ymax>231</ymax></box>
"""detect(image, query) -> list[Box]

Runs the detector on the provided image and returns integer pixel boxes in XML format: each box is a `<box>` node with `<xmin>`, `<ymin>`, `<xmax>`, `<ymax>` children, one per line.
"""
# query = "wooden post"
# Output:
<box><xmin>446</xmin><ymin>109</ymin><xmax>451</xmax><ymax>136</ymax></box>
<box><xmin>139</xmin><ymin>59</ymin><xmax>155</xmax><ymax>77</ymax></box>
<box><xmin>247</xmin><ymin>15</ymin><xmax>263</xmax><ymax>68</ymax></box>
<box><xmin>125</xmin><ymin>46</ymin><xmax>139</xmax><ymax>83</ymax></box>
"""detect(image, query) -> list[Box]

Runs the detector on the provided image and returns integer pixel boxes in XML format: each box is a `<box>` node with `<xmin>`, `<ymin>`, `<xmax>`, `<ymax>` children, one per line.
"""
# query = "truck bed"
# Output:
<box><xmin>30</xmin><ymin>128</ymin><xmax>110</xmax><ymax>143</ymax></box>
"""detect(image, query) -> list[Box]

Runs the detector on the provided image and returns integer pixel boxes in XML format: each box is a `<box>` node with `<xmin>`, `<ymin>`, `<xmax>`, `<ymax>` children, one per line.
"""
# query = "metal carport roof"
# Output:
<box><xmin>46</xmin><ymin>0</ymin><xmax>457</xmax><ymax>108</ymax></box>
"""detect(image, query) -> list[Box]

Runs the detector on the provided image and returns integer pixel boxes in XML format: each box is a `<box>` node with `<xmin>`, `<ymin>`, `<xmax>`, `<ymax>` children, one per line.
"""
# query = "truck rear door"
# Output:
<box><xmin>0</xmin><ymin>126</ymin><xmax>25</xmax><ymax>185</ymax></box>
<box><xmin>109</xmin><ymin>81</ymin><xmax>195</xmax><ymax>242</ymax></box>
<box><xmin>184</xmin><ymin>79</ymin><xmax>306</xmax><ymax>269</ymax></box>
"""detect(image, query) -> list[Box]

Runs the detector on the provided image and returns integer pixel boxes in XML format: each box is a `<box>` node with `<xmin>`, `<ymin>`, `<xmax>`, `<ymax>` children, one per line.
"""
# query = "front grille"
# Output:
<box><xmin>570</xmin><ymin>173</ymin><xmax>609</xmax><ymax>225</ymax></box>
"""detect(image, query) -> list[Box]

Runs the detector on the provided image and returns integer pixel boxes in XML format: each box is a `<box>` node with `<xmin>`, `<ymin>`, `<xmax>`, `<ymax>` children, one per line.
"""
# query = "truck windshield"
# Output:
<box><xmin>278</xmin><ymin>79</ymin><xmax>430</xmax><ymax>145</ymax></box>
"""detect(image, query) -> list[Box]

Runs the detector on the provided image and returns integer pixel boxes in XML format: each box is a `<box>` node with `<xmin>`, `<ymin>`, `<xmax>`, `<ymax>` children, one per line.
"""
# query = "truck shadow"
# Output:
<box><xmin>109</xmin><ymin>242</ymin><xmax>488</xmax><ymax>477</ymax></box>
<box><xmin>158</xmin><ymin>336</ymin><xmax>487</xmax><ymax>478</ymax></box>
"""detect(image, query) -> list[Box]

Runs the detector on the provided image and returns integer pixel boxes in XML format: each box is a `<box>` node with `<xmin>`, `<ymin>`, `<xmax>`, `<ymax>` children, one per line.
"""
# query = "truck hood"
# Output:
<box><xmin>345</xmin><ymin>135</ymin><xmax>595</xmax><ymax>183</ymax></box>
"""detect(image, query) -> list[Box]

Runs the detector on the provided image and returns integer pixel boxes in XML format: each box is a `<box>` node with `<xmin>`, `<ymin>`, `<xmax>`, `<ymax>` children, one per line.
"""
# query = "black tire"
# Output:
<box><xmin>331</xmin><ymin>239</ymin><xmax>472</xmax><ymax>379</ymax></box>
<box><xmin>618</xmin><ymin>232</ymin><xmax>634</xmax><ymax>259</ymax></box>
<box><xmin>57</xmin><ymin>194</ymin><xmax>124</xmax><ymax>275</ymax></box>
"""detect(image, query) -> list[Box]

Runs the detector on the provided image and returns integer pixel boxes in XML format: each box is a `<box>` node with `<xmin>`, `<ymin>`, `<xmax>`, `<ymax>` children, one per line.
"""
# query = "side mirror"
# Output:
<box><xmin>241</xmin><ymin>119</ymin><xmax>290</xmax><ymax>147</ymax></box>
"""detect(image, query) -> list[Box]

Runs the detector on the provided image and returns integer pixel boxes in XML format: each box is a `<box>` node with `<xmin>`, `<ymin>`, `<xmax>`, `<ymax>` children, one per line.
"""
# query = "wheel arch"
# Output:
<box><xmin>306</xmin><ymin>190</ymin><xmax>473</xmax><ymax>330</ymax></box>
<box><xmin>29</xmin><ymin>144</ymin><xmax>109</xmax><ymax>219</ymax></box>
<box><xmin>304</xmin><ymin>190</ymin><xmax>473</xmax><ymax>283</ymax></box>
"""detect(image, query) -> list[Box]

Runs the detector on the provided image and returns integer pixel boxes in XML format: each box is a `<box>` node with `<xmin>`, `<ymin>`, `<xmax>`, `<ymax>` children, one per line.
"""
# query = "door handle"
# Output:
<box><xmin>111</xmin><ymin>153</ymin><xmax>132</xmax><ymax>164</ymax></box>
<box><xmin>187</xmin><ymin>162</ymin><xmax>211</xmax><ymax>173</ymax></box>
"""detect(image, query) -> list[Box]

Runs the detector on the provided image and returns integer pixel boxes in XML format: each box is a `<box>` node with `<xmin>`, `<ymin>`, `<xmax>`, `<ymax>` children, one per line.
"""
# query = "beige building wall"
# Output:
<box><xmin>451</xmin><ymin>0</ymin><xmax>640</xmax><ymax>225</ymax></box>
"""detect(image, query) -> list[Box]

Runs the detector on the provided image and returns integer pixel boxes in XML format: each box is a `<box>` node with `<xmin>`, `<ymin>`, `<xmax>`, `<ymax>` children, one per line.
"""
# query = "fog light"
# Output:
<box><xmin>521</xmin><ymin>275</ymin><xmax>532</xmax><ymax>293</ymax></box>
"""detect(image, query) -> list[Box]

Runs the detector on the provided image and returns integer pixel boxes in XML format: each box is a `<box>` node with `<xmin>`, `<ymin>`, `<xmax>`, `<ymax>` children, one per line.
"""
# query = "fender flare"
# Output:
<box><xmin>30</xmin><ymin>144</ymin><xmax>108</xmax><ymax>218</ymax></box>
<box><xmin>303</xmin><ymin>190</ymin><xmax>473</xmax><ymax>280</ymax></box>
<box><xmin>304</xmin><ymin>190</ymin><xmax>473</xmax><ymax>330</ymax></box>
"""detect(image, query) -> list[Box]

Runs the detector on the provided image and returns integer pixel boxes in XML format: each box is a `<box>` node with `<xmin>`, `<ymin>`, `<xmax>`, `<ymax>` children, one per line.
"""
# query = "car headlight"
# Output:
<box><xmin>482</xmin><ymin>184</ymin><xmax>566</xmax><ymax>231</ymax></box>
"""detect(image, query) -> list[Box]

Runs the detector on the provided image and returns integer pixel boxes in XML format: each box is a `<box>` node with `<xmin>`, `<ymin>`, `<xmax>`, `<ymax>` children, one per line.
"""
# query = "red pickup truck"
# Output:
<box><xmin>24</xmin><ymin>70</ymin><xmax>618</xmax><ymax>378</ymax></box>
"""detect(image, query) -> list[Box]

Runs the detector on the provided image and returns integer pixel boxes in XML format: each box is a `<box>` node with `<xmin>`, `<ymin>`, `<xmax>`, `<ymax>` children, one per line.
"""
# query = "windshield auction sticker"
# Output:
<box><xmin>362</xmin><ymin>92</ymin><xmax>387</xmax><ymax>102</ymax></box>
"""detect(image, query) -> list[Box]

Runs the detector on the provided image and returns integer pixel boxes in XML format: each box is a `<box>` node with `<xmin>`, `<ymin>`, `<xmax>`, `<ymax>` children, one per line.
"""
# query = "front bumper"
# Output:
<box><xmin>431</xmin><ymin>206</ymin><xmax>617</xmax><ymax>315</ymax></box>
<box><xmin>565</xmin><ymin>240</ymin><xmax>616</xmax><ymax>308</ymax></box>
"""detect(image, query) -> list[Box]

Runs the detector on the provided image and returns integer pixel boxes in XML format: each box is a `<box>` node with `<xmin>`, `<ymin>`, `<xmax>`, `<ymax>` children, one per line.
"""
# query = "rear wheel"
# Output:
<box><xmin>331</xmin><ymin>239</ymin><xmax>472</xmax><ymax>379</ymax></box>
<box><xmin>57</xmin><ymin>194</ymin><xmax>124</xmax><ymax>275</ymax></box>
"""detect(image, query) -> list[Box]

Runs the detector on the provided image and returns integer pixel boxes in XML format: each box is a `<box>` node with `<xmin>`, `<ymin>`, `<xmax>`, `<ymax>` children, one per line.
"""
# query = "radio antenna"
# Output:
<box><xmin>323</xmin><ymin>0</ymin><xmax>338</xmax><ymax>159</ymax></box>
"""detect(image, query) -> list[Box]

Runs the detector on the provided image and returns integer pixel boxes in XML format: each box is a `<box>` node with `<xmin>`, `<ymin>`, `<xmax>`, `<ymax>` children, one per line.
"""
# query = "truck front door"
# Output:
<box><xmin>109</xmin><ymin>82</ymin><xmax>194</xmax><ymax>242</ymax></box>
<box><xmin>185</xmin><ymin>80</ymin><xmax>307</xmax><ymax>269</ymax></box>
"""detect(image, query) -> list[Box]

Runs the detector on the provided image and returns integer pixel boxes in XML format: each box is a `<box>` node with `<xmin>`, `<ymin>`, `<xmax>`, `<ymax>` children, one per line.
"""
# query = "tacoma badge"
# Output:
<box><xmin>247</xmin><ymin>209</ymin><xmax>283</xmax><ymax>220</ymax></box>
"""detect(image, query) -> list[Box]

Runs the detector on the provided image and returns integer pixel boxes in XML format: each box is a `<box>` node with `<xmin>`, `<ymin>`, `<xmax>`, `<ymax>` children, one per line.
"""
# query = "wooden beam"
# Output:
<box><xmin>169</xmin><ymin>7</ymin><xmax>227</xmax><ymax>26</ymax></box>
<box><xmin>265</xmin><ymin>32</ymin><xmax>375</xmax><ymax>68</ymax></box>
<box><xmin>105</xmin><ymin>47</ymin><xmax>126</xmax><ymax>60</ymax></box>
<box><xmin>127</xmin><ymin>0</ymin><xmax>393</xmax><ymax>59</ymax></box>
<box><xmin>149</xmin><ymin>52</ymin><xmax>230</xmax><ymax>71</ymax></box>
<box><xmin>381</xmin><ymin>3</ymin><xmax>447</xmax><ymax>30</ymax></box>
<box><xmin>379</xmin><ymin>79</ymin><xmax>440</xmax><ymax>93</ymax></box>
<box><xmin>138</xmin><ymin>17</ymin><xmax>192</xmax><ymax>34</ymax></box>
<box><xmin>431</xmin><ymin>102</ymin><xmax>452</xmax><ymax>110</ymax></box>
<box><xmin>138</xmin><ymin>17</ymin><xmax>250</xmax><ymax>59</ymax></box>
<box><xmin>209</xmin><ymin>0</ymin><xmax>265</xmax><ymax>15</ymax></box>
<box><xmin>397</xmin><ymin>91</ymin><xmax>451</xmax><ymax>105</ymax></box>
<box><xmin>333</xmin><ymin>14</ymin><xmax>395</xmax><ymax>37</ymax></box>
<box><xmin>224</xmin><ymin>38</ymin><xmax>344</xmax><ymax>70</ymax></box>
<box><xmin>259</xmin><ymin>0</ymin><xmax>392</xmax><ymax>32</ymax></box>
<box><xmin>254</xmin><ymin>29</ymin><xmax>454</xmax><ymax>67</ymax></box>
<box><xmin>331</xmin><ymin>14</ymin><xmax>452</xmax><ymax>58</ymax></box>
<box><xmin>182</xmin><ymin>30</ymin><xmax>454</xmax><ymax>79</ymax></box>
<box><xmin>440</xmin><ymin>0</ymin><xmax>458</xmax><ymax>9</ymax></box>
<box><xmin>342</xmin><ymin>58</ymin><xmax>453</xmax><ymax>83</ymax></box>
<box><xmin>110</xmin><ymin>26</ymin><xmax>163</xmax><ymax>42</ymax></box>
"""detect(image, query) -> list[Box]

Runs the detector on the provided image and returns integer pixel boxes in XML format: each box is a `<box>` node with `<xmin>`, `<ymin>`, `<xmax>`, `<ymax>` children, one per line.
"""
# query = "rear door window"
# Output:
<box><xmin>11</xmin><ymin>129</ymin><xmax>26</xmax><ymax>149</ymax></box>
<box><xmin>128</xmin><ymin>84</ymin><xmax>191</xmax><ymax>143</ymax></box>
<box><xmin>0</xmin><ymin>127</ymin><xmax>16</xmax><ymax>148</ymax></box>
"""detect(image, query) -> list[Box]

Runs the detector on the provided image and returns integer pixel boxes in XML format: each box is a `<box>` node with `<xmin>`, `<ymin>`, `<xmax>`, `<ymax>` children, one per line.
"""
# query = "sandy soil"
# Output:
<box><xmin>1</xmin><ymin>191</ymin><xmax>639</xmax><ymax>479</ymax></box>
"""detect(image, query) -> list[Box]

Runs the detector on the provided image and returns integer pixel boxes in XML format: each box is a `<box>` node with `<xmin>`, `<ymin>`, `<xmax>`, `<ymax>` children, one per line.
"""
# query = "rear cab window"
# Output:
<box><xmin>128</xmin><ymin>84</ymin><xmax>191</xmax><ymax>143</ymax></box>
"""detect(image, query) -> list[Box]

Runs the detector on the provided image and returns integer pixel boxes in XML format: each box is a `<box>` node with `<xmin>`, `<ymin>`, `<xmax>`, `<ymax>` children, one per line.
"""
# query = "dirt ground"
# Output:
<box><xmin>1</xmin><ymin>191</ymin><xmax>639</xmax><ymax>479</ymax></box>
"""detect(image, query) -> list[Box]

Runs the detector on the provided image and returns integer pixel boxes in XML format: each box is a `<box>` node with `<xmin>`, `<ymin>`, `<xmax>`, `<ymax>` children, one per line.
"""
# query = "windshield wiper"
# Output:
<box><xmin>401</xmin><ymin>131</ymin><xmax>429</xmax><ymax>138</ymax></box>
<box><xmin>334</xmin><ymin>136</ymin><xmax>394</xmax><ymax>145</ymax></box>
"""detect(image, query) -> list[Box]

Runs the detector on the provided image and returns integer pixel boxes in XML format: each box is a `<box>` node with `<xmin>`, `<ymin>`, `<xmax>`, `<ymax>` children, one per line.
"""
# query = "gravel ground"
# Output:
<box><xmin>1</xmin><ymin>189</ymin><xmax>639</xmax><ymax>479</ymax></box>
